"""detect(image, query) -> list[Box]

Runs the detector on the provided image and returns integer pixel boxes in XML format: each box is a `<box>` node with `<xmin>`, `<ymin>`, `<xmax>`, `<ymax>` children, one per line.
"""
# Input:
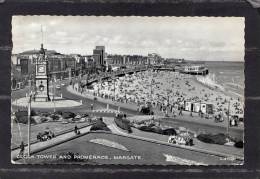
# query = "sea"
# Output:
<box><xmin>204</xmin><ymin>61</ymin><xmax>245</xmax><ymax>97</ymax></box>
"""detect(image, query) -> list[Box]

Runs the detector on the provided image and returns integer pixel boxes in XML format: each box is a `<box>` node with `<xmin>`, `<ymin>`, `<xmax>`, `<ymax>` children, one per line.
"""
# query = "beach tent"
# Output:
<box><xmin>184</xmin><ymin>101</ymin><xmax>192</xmax><ymax>111</ymax></box>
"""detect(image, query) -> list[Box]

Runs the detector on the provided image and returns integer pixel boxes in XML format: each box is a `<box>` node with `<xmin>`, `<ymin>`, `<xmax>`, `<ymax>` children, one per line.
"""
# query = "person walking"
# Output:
<box><xmin>19</xmin><ymin>141</ymin><xmax>25</xmax><ymax>156</ymax></box>
<box><xmin>74</xmin><ymin>125</ymin><xmax>78</xmax><ymax>133</ymax></box>
<box><xmin>178</xmin><ymin>107</ymin><xmax>182</xmax><ymax>116</ymax></box>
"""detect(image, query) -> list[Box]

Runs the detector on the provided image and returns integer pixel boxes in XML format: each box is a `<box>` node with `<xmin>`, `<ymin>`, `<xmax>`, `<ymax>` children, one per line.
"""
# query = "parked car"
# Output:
<box><xmin>168</xmin><ymin>134</ymin><xmax>193</xmax><ymax>146</ymax></box>
<box><xmin>37</xmin><ymin>130</ymin><xmax>55</xmax><ymax>141</ymax></box>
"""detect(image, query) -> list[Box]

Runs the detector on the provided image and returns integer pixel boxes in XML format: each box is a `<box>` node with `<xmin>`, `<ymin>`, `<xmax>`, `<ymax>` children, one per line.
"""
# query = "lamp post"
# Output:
<box><xmin>227</xmin><ymin>100</ymin><xmax>230</xmax><ymax>135</ymax></box>
<box><xmin>27</xmin><ymin>94</ymin><xmax>32</xmax><ymax>156</ymax></box>
<box><xmin>124</xmin><ymin>89</ymin><xmax>127</xmax><ymax>102</ymax></box>
<box><xmin>114</xmin><ymin>77</ymin><xmax>116</xmax><ymax>101</ymax></box>
<box><xmin>150</xmin><ymin>78</ymin><xmax>154</xmax><ymax>100</ymax></box>
<box><xmin>199</xmin><ymin>100</ymin><xmax>202</xmax><ymax>117</ymax></box>
<box><xmin>52</xmin><ymin>78</ymin><xmax>56</xmax><ymax>113</ymax></box>
<box><xmin>167</xmin><ymin>90</ymin><xmax>170</xmax><ymax>106</ymax></box>
<box><xmin>28</xmin><ymin>79</ymin><xmax>31</xmax><ymax>94</ymax></box>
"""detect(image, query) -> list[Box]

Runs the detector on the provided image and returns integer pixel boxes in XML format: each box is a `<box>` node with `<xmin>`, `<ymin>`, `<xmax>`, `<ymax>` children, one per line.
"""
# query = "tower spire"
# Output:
<box><xmin>40</xmin><ymin>25</ymin><xmax>45</xmax><ymax>55</ymax></box>
<box><xmin>41</xmin><ymin>24</ymin><xmax>43</xmax><ymax>45</ymax></box>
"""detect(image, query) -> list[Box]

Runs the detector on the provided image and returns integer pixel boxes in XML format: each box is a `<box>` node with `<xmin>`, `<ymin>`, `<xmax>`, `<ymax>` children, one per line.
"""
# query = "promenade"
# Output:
<box><xmin>67</xmin><ymin>85</ymin><xmax>139</xmax><ymax>112</ymax></box>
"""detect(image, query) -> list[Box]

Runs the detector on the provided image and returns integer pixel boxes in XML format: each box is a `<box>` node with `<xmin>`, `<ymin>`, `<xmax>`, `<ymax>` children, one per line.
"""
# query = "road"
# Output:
<box><xmin>60</xmin><ymin>85</ymin><xmax>140</xmax><ymax>115</ymax></box>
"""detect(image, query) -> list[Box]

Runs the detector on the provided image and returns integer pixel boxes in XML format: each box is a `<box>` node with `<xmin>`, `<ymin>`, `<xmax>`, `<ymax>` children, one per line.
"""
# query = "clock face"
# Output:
<box><xmin>38</xmin><ymin>66</ymin><xmax>45</xmax><ymax>73</ymax></box>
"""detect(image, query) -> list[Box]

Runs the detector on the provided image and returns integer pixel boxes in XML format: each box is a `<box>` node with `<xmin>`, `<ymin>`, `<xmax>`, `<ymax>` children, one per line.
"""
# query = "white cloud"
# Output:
<box><xmin>12</xmin><ymin>16</ymin><xmax>245</xmax><ymax>61</ymax></box>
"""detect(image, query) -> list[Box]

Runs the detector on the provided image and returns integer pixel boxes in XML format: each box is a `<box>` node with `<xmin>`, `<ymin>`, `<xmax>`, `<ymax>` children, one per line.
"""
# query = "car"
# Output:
<box><xmin>36</xmin><ymin>131</ymin><xmax>55</xmax><ymax>141</ymax></box>
<box><xmin>74</xmin><ymin>115</ymin><xmax>81</xmax><ymax>119</ymax></box>
<box><xmin>79</xmin><ymin>118</ymin><xmax>86</xmax><ymax>123</ymax></box>
<box><xmin>168</xmin><ymin>134</ymin><xmax>193</xmax><ymax>146</ymax></box>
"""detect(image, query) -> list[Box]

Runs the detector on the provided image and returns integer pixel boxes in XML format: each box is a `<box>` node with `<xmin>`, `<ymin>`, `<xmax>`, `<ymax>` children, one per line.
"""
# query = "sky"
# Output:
<box><xmin>12</xmin><ymin>16</ymin><xmax>245</xmax><ymax>61</ymax></box>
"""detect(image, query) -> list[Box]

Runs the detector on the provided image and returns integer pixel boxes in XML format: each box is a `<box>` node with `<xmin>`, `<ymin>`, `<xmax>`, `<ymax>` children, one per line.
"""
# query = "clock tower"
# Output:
<box><xmin>34</xmin><ymin>43</ymin><xmax>50</xmax><ymax>102</ymax></box>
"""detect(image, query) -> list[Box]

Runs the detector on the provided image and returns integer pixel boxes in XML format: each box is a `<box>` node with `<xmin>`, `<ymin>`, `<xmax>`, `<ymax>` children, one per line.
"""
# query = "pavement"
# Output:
<box><xmin>62</xmin><ymin>85</ymin><xmax>139</xmax><ymax>115</ymax></box>
<box><xmin>67</xmin><ymin>85</ymin><xmax>139</xmax><ymax>111</ymax></box>
<box><xmin>12</xmin><ymin>96</ymin><xmax>82</xmax><ymax>108</ymax></box>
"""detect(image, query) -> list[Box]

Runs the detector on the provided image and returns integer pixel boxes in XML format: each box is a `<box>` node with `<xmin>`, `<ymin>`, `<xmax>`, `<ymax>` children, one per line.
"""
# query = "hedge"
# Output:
<box><xmin>15</xmin><ymin>111</ymin><xmax>36</xmax><ymax>124</ymax></box>
<box><xmin>138</xmin><ymin>125</ymin><xmax>163</xmax><ymax>134</ymax></box>
<box><xmin>197</xmin><ymin>133</ymin><xmax>229</xmax><ymax>145</ymax></box>
<box><xmin>62</xmin><ymin>112</ymin><xmax>76</xmax><ymax>119</ymax></box>
<box><xmin>234</xmin><ymin>141</ymin><xmax>244</xmax><ymax>148</ymax></box>
<box><xmin>138</xmin><ymin>125</ymin><xmax>177</xmax><ymax>136</ymax></box>
<box><xmin>114</xmin><ymin>117</ymin><xmax>132</xmax><ymax>133</ymax></box>
<box><xmin>90</xmin><ymin>118</ymin><xmax>111</xmax><ymax>131</ymax></box>
<box><xmin>162</xmin><ymin>128</ymin><xmax>177</xmax><ymax>136</ymax></box>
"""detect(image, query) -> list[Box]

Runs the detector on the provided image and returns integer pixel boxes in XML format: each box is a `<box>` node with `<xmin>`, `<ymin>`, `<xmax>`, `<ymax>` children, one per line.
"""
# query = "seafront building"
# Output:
<box><xmin>93</xmin><ymin>46</ymin><xmax>106</xmax><ymax>71</ymax></box>
<box><xmin>11</xmin><ymin>44</ymin><xmax>169</xmax><ymax>90</ymax></box>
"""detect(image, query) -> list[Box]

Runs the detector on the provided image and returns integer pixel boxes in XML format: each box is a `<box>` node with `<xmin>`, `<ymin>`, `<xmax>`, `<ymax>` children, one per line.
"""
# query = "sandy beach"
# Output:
<box><xmin>82</xmin><ymin>70</ymin><xmax>244</xmax><ymax>118</ymax></box>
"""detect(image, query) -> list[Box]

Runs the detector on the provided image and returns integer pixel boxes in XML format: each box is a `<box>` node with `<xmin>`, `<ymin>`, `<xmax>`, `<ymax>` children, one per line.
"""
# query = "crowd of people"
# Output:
<box><xmin>76</xmin><ymin>69</ymin><xmax>244</xmax><ymax>120</ymax></box>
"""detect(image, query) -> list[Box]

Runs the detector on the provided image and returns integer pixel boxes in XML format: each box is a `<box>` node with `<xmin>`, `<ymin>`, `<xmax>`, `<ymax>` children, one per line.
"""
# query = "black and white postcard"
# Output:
<box><xmin>11</xmin><ymin>16</ymin><xmax>245</xmax><ymax>165</ymax></box>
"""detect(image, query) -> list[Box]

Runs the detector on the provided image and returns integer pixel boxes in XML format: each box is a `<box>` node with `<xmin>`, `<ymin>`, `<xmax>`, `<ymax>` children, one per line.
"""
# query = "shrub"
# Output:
<box><xmin>50</xmin><ymin>113</ymin><xmax>61</xmax><ymax>121</ymax></box>
<box><xmin>197</xmin><ymin>133</ymin><xmax>229</xmax><ymax>145</ymax></box>
<box><xmin>51</xmin><ymin>115</ymin><xmax>60</xmax><ymax>121</ymax></box>
<box><xmin>162</xmin><ymin>128</ymin><xmax>177</xmax><ymax>136</ymax></box>
<box><xmin>140</xmin><ymin>107</ymin><xmax>152</xmax><ymax>115</ymax></box>
<box><xmin>41</xmin><ymin>112</ymin><xmax>51</xmax><ymax>117</ymax></box>
<box><xmin>40</xmin><ymin>117</ymin><xmax>48</xmax><ymax>123</ymax></box>
<box><xmin>151</xmin><ymin>126</ymin><xmax>163</xmax><ymax>134</ymax></box>
<box><xmin>234</xmin><ymin>141</ymin><xmax>244</xmax><ymax>148</ymax></box>
<box><xmin>62</xmin><ymin>112</ymin><xmax>76</xmax><ymax>119</ymax></box>
<box><xmin>114</xmin><ymin>116</ymin><xmax>132</xmax><ymax>133</ymax></box>
<box><xmin>148</xmin><ymin>123</ymin><xmax>155</xmax><ymax>128</ymax></box>
<box><xmin>82</xmin><ymin>113</ymin><xmax>89</xmax><ymax>117</ymax></box>
<box><xmin>138</xmin><ymin>126</ymin><xmax>152</xmax><ymax>132</ymax></box>
<box><xmin>54</xmin><ymin>111</ymin><xmax>63</xmax><ymax>115</ymax></box>
<box><xmin>15</xmin><ymin>111</ymin><xmax>27</xmax><ymax>120</ymax></box>
<box><xmin>90</xmin><ymin>118</ymin><xmax>111</xmax><ymax>131</ymax></box>
<box><xmin>90</xmin><ymin>125</ymin><xmax>110</xmax><ymax>131</ymax></box>
<box><xmin>15</xmin><ymin>111</ymin><xmax>36</xmax><ymax>124</ymax></box>
<box><xmin>30</xmin><ymin>110</ymin><xmax>37</xmax><ymax>116</ymax></box>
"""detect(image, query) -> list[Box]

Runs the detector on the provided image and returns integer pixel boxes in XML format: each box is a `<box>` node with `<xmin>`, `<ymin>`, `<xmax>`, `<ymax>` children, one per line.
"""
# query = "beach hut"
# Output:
<box><xmin>191</xmin><ymin>102</ymin><xmax>213</xmax><ymax>114</ymax></box>
<box><xmin>192</xmin><ymin>102</ymin><xmax>201</xmax><ymax>113</ymax></box>
<box><xmin>201</xmin><ymin>103</ymin><xmax>207</xmax><ymax>114</ymax></box>
<box><xmin>206</xmin><ymin>104</ymin><xmax>214</xmax><ymax>114</ymax></box>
